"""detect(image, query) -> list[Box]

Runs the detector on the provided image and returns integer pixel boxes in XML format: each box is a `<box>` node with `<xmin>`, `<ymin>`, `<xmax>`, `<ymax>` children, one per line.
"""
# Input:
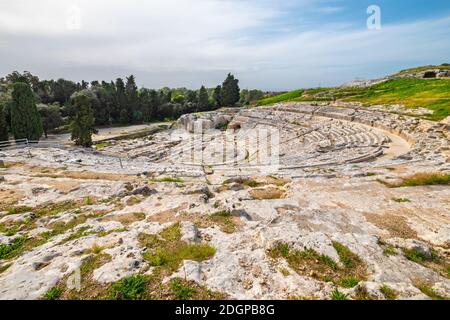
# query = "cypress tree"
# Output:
<box><xmin>0</xmin><ymin>105</ymin><xmax>9</xmax><ymax>141</ymax></box>
<box><xmin>125</xmin><ymin>75</ymin><xmax>138</xmax><ymax>123</ymax></box>
<box><xmin>70</xmin><ymin>92</ymin><xmax>97</xmax><ymax>147</ymax></box>
<box><xmin>198</xmin><ymin>85</ymin><xmax>209</xmax><ymax>112</ymax></box>
<box><xmin>10</xmin><ymin>82</ymin><xmax>43</xmax><ymax>141</ymax></box>
<box><xmin>221</xmin><ymin>73</ymin><xmax>240</xmax><ymax>107</ymax></box>
<box><xmin>115</xmin><ymin>78</ymin><xmax>127</xmax><ymax>124</ymax></box>
<box><xmin>213</xmin><ymin>85</ymin><xmax>222</xmax><ymax>108</ymax></box>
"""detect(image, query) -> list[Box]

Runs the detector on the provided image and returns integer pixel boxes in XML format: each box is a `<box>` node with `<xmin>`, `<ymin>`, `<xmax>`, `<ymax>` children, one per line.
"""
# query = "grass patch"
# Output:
<box><xmin>256</xmin><ymin>90</ymin><xmax>304</xmax><ymax>106</ymax></box>
<box><xmin>0</xmin><ymin>263</ymin><xmax>11</xmax><ymax>273</ymax></box>
<box><xmin>110</xmin><ymin>275</ymin><xmax>148</xmax><ymax>300</ymax></box>
<box><xmin>403</xmin><ymin>247</ymin><xmax>449</xmax><ymax>279</ymax></box>
<box><xmin>58</xmin><ymin>226</ymin><xmax>92</xmax><ymax>244</ymax></box>
<box><xmin>0</xmin><ymin>220</ymin><xmax>30</xmax><ymax>236</ymax></box>
<box><xmin>0</xmin><ymin>236</ymin><xmax>27</xmax><ymax>259</ymax></box>
<box><xmin>34</xmin><ymin>201</ymin><xmax>79</xmax><ymax>217</ymax></box>
<box><xmin>54</xmin><ymin>253</ymin><xmax>113</xmax><ymax>300</ymax></box>
<box><xmin>392</xmin><ymin>198</ymin><xmax>411</xmax><ymax>203</ymax></box>
<box><xmin>139</xmin><ymin>223</ymin><xmax>216</xmax><ymax>273</ymax></box>
<box><xmin>168</xmin><ymin>278</ymin><xmax>224</xmax><ymax>300</ymax></box>
<box><xmin>383</xmin><ymin>246</ymin><xmax>398</xmax><ymax>257</ymax></box>
<box><xmin>43</xmin><ymin>287</ymin><xmax>63</xmax><ymax>300</ymax></box>
<box><xmin>2</xmin><ymin>206</ymin><xmax>33</xmax><ymax>215</ymax></box>
<box><xmin>414</xmin><ymin>281</ymin><xmax>447</xmax><ymax>300</ymax></box>
<box><xmin>111</xmin><ymin>274</ymin><xmax>225</xmax><ymax>300</ymax></box>
<box><xmin>0</xmin><ymin>235</ymin><xmax>48</xmax><ymax>260</ymax></box>
<box><xmin>94</xmin><ymin>141</ymin><xmax>112</xmax><ymax>149</ymax></box>
<box><xmin>380</xmin><ymin>285</ymin><xmax>397</xmax><ymax>300</ymax></box>
<box><xmin>403</xmin><ymin>248</ymin><xmax>434</xmax><ymax>264</ymax></box>
<box><xmin>84</xmin><ymin>197</ymin><xmax>95</xmax><ymax>206</ymax></box>
<box><xmin>179</xmin><ymin>211</ymin><xmax>239</xmax><ymax>234</ymax></box>
<box><xmin>378</xmin><ymin>173</ymin><xmax>450</xmax><ymax>188</ymax></box>
<box><xmin>332</xmin><ymin>241</ymin><xmax>361</xmax><ymax>268</ymax></box>
<box><xmin>396</xmin><ymin>173</ymin><xmax>450</xmax><ymax>187</ymax></box>
<box><xmin>0</xmin><ymin>202</ymin><xmax>83</xmax><ymax>237</ymax></box>
<box><xmin>207</xmin><ymin>211</ymin><xmax>236</xmax><ymax>233</ymax></box>
<box><xmin>330</xmin><ymin>289</ymin><xmax>349</xmax><ymax>300</ymax></box>
<box><xmin>89</xmin><ymin>243</ymin><xmax>105</xmax><ymax>255</ymax></box>
<box><xmin>149</xmin><ymin>177</ymin><xmax>184</xmax><ymax>183</ymax></box>
<box><xmin>268</xmin><ymin>242</ymin><xmax>366</xmax><ymax>287</ymax></box>
<box><xmin>170</xmin><ymin>278</ymin><xmax>196</xmax><ymax>300</ymax></box>
<box><xmin>336</xmin><ymin>277</ymin><xmax>360</xmax><ymax>288</ymax></box>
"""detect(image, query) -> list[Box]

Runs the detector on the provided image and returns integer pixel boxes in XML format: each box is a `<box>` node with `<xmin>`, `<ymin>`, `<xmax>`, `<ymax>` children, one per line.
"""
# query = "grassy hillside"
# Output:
<box><xmin>256</xmin><ymin>78</ymin><xmax>450</xmax><ymax>121</ymax></box>
<box><xmin>256</xmin><ymin>90</ymin><xmax>304</xmax><ymax>106</ymax></box>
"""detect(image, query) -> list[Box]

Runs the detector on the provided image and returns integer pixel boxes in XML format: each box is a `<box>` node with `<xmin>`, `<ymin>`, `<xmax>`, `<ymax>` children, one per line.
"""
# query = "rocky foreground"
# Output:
<box><xmin>0</xmin><ymin>103</ymin><xmax>449</xmax><ymax>300</ymax></box>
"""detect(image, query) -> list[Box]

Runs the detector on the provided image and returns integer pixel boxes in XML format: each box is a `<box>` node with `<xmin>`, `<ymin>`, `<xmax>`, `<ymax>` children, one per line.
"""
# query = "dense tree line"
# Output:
<box><xmin>0</xmin><ymin>71</ymin><xmax>265</xmax><ymax>146</ymax></box>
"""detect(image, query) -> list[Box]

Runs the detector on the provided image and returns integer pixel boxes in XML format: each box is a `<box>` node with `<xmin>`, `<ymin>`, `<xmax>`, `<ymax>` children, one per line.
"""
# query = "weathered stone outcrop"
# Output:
<box><xmin>177</xmin><ymin>112</ymin><xmax>232</xmax><ymax>133</ymax></box>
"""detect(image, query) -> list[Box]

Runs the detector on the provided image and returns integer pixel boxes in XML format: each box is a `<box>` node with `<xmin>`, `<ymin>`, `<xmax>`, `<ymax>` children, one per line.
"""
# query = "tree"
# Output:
<box><xmin>115</xmin><ymin>78</ymin><xmax>127</xmax><ymax>124</ymax></box>
<box><xmin>6</xmin><ymin>71</ymin><xmax>39</xmax><ymax>91</ymax></box>
<box><xmin>186</xmin><ymin>90</ymin><xmax>197</xmax><ymax>104</ymax></box>
<box><xmin>0</xmin><ymin>87</ymin><xmax>12</xmax><ymax>140</ymax></box>
<box><xmin>0</xmin><ymin>104</ymin><xmax>8</xmax><ymax>141</ymax></box>
<box><xmin>125</xmin><ymin>75</ymin><xmax>138</xmax><ymax>123</ymax></box>
<box><xmin>240</xmin><ymin>89</ymin><xmax>264</xmax><ymax>105</ymax></box>
<box><xmin>157</xmin><ymin>103</ymin><xmax>176</xmax><ymax>120</ymax></box>
<box><xmin>92</xmin><ymin>86</ymin><xmax>113</xmax><ymax>125</ymax></box>
<box><xmin>172</xmin><ymin>94</ymin><xmax>185</xmax><ymax>104</ymax></box>
<box><xmin>50</xmin><ymin>79</ymin><xmax>79</xmax><ymax>104</ymax></box>
<box><xmin>10</xmin><ymin>82</ymin><xmax>43</xmax><ymax>141</ymax></box>
<box><xmin>38</xmin><ymin>103</ymin><xmax>62</xmax><ymax>138</ymax></box>
<box><xmin>70</xmin><ymin>91</ymin><xmax>97</xmax><ymax>147</ymax></box>
<box><xmin>213</xmin><ymin>85</ymin><xmax>222</xmax><ymax>108</ymax></box>
<box><xmin>81</xmin><ymin>80</ymin><xmax>89</xmax><ymax>89</ymax></box>
<box><xmin>221</xmin><ymin>74</ymin><xmax>240</xmax><ymax>107</ymax></box>
<box><xmin>198</xmin><ymin>85</ymin><xmax>209</xmax><ymax>112</ymax></box>
<box><xmin>139</xmin><ymin>88</ymin><xmax>159</xmax><ymax>122</ymax></box>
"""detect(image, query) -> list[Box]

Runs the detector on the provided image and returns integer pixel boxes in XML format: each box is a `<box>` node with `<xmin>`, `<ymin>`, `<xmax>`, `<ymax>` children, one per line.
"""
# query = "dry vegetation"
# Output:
<box><xmin>268</xmin><ymin>241</ymin><xmax>367</xmax><ymax>288</ymax></box>
<box><xmin>378</xmin><ymin>172</ymin><xmax>450</xmax><ymax>188</ymax></box>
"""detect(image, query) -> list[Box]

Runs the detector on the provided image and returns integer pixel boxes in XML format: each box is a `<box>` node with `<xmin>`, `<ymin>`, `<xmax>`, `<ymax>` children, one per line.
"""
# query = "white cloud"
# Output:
<box><xmin>315</xmin><ymin>6</ymin><xmax>344</xmax><ymax>14</ymax></box>
<box><xmin>0</xmin><ymin>0</ymin><xmax>449</xmax><ymax>90</ymax></box>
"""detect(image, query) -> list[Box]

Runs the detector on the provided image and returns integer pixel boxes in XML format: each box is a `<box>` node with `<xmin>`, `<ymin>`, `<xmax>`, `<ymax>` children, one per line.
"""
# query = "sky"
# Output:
<box><xmin>0</xmin><ymin>0</ymin><xmax>449</xmax><ymax>91</ymax></box>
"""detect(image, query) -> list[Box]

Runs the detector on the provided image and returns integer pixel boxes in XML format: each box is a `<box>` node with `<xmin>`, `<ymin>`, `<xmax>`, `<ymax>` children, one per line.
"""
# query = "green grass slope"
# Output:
<box><xmin>256</xmin><ymin>78</ymin><xmax>450</xmax><ymax>121</ymax></box>
<box><xmin>256</xmin><ymin>90</ymin><xmax>304</xmax><ymax>106</ymax></box>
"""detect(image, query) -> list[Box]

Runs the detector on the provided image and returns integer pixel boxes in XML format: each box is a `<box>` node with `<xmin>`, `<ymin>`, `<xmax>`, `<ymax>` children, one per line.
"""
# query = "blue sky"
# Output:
<box><xmin>0</xmin><ymin>0</ymin><xmax>449</xmax><ymax>90</ymax></box>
